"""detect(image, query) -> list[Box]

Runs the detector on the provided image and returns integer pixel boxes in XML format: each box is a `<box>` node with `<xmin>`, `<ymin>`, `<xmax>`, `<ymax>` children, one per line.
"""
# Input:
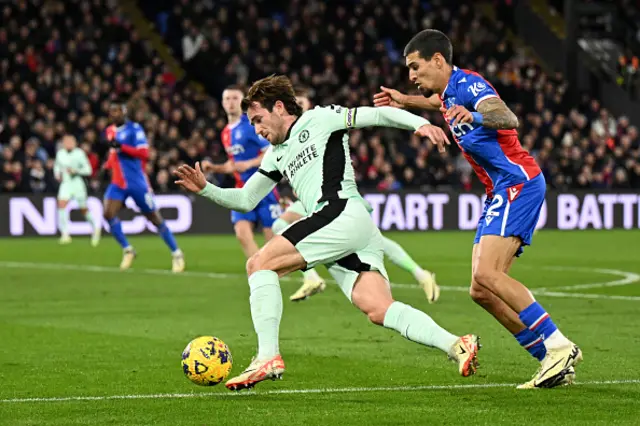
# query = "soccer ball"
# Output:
<box><xmin>181</xmin><ymin>336</ymin><xmax>233</xmax><ymax>386</ymax></box>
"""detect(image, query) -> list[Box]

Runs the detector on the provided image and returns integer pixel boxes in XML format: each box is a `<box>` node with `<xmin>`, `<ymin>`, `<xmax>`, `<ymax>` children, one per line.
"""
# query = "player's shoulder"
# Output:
<box><xmin>309</xmin><ymin>104</ymin><xmax>347</xmax><ymax>116</ymax></box>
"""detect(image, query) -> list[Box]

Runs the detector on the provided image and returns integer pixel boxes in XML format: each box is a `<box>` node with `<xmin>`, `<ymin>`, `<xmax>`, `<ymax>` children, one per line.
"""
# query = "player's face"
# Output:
<box><xmin>295</xmin><ymin>95</ymin><xmax>311</xmax><ymax>113</ymax></box>
<box><xmin>406</xmin><ymin>51</ymin><xmax>446</xmax><ymax>97</ymax></box>
<box><xmin>62</xmin><ymin>135</ymin><xmax>76</xmax><ymax>151</ymax></box>
<box><xmin>109</xmin><ymin>105</ymin><xmax>125</xmax><ymax>125</ymax></box>
<box><xmin>222</xmin><ymin>89</ymin><xmax>243</xmax><ymax>116</ymax></box>
<box><xmin>247</xmin><ymin>102</ymin><xmax>287</xmax><ymax>145</ymax></box>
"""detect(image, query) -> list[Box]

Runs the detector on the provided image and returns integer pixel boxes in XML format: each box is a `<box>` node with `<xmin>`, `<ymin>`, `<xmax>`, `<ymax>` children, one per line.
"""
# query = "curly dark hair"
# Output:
<box><xmin>241</xmin><ymin>74</ymin><xmax>303</xmax><ymax>116</ymax></box>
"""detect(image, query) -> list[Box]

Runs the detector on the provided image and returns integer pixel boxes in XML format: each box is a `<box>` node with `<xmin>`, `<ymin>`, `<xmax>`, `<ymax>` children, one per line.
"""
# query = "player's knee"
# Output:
<box><xmin>471</xmin><ymin>264</ymin><xmax>499</xmax><ymax>290</ymax></box>
<box><xmin>235</xmin><ymin>228</ymin><xmax>254</xmax><ymax>246</ymax></box>
<box><xmin>469</xmin><ymin>280</ymin><xmax>491</xmax><ymax>305</ymax></box>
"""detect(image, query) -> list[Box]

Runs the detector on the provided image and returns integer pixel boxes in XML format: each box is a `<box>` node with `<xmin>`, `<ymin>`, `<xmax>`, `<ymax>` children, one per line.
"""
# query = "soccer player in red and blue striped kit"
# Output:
<box><xmin>103</xmin><ymin>101</ymin><xmax>184</xmax><ymax>273</ymax></box>
<box><xmin>202</xmin><ymin>86</ymin><xmax>281</xmax><ymax>259</ymax></box>
<box><xmin>374</xmin><ymin>29</ymin><xmax>582</xmax><ymax>389</ymax></box>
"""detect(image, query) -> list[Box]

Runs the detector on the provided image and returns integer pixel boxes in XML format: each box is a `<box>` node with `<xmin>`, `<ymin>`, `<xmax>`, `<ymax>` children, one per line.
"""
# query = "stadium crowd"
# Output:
<box><xmin>1</xmin><ymin>0</ymin><xmax>639</xmax><ymax>196</ymax></box>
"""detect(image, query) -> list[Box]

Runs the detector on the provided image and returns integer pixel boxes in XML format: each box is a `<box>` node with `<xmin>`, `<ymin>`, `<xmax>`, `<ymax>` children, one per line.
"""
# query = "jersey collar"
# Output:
<box><xmin>442</xmin><ymin>65</ymin><xmax>459</xmax><ymax>95</ymax></box>
<box><xmin>284</xmin><ymin>116</ymin><xmax>301</xmax><ymax>141</ymax></box>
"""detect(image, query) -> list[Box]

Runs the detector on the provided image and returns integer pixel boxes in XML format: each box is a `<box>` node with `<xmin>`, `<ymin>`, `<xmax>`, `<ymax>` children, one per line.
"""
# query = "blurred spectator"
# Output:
<box><xmin>1</xmin><ymin>0</ymin><xmax>640</xmax><ymax>196</ymax></box>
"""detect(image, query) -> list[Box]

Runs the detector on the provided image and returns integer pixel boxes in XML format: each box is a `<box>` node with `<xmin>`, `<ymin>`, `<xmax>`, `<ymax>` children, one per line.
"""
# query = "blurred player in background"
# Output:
<box><xmin>202</xmin><ymin>86</ymin><xmax>281</xmax><ymax>258</ymax></box>
<box><xmin>374</xmin><ymin>29</ymin><xmax>581</xmax><ymax>389</ymax></box>
<box><xmin>103</xmin><ymin>101</ymin><xmax>184</xmax><ymax>272</ymax></box>
<box><xmin>54</xmin><ymin>134</ymin><xmax>101</xmax><ymax>246</ymax></box>
<box><xmin>273</xmin><ymin>88</ymin><xmax>438</xmax><ymax>302</ymax></box>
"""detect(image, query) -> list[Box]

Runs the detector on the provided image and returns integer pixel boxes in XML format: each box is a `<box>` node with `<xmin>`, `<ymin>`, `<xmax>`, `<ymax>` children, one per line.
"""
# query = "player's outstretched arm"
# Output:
<box><xmin>349</xmin><ymin>106</ymin><xmax>450</xmax><ymax>153</ymax></box>
<box><xmin>174</xmin><ymin>162</ymin><xmax>276</xmax><ymax>213</ymax></box>
<box><xmin>474</xmin><ymin>98</ymin><xmax>519</xmax><ymax>130</ymax></box>
<box><xmin>373</xmin><ymin>87</ymin><xmax>441</xmax><ymax>111</ymax></box>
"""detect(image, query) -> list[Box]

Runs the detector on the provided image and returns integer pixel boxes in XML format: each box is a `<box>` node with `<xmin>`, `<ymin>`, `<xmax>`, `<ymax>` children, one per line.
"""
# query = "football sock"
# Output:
<box><xmin>381</xmin><ymin>236</ymin><xmax>428</xmax><ymax>280</ymax></box>
<box><xmin>107</xmin><ymin>217</ymin><xmax>130</xmax><ymax>249</ymax></box>
<box><xmin>158</xmin><ymin>221</ymin><xmax>179</xmax><ymax>252</ymax></box>
<box><xmin>519</xmin><ymin>301</ymin><xmax>571</xmax><ymax>350</ymax></box>
<box><xmin>249</xmin><ymin>270</ymin><xmax>283</xmax><ymax>359</ymax></box>
<box><xmin>383</xmin><ymin>301</ymin><xmax>459</xmax><ymax>353</ymax></box>
<box><xmin>271</xmin><ymin>217</ymin><xmax>290</xmax><ymax>235</ymax></box>
<box><xmin>514</xmin><ymin>327</ymin><xmax>547</xmax><ymax>361</ymax></box>
<box><xmin>57</xmin><ymin>208</ymin><xmax>68</xmax><ymax>235</ymax></box>
<box><xmin>302</xmin><ymin>268</ymin><xmax>323</xmax><ymax>282</ymax></box>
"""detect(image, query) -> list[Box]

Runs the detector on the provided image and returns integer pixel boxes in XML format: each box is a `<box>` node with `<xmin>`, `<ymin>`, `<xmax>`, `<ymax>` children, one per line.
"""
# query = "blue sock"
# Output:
<box><xmin>107</xmin><ymin>217</ymin><xmax>130</xmax><ymax>249</ymax></box>
<box><xmin>514</xmin><ymin>328</ymin><xmax>547</xmax><ymax>361</ymax></box>
<box><xmin>518</xmin><ymin>302</ymin><xmax>558</xmax><ymax>342</ymax></box>
<box><xmin>158</xmin><ymin>221</ymin><xmax>179</xmax><ymax>253</ymax></box>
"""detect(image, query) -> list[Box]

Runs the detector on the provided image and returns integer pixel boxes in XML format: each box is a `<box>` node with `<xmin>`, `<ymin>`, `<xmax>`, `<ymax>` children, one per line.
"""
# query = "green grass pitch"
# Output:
<box><xmin>1</xmin><ymin>230</ymin><xmax>640</xmax><ymax>425</ymax></box>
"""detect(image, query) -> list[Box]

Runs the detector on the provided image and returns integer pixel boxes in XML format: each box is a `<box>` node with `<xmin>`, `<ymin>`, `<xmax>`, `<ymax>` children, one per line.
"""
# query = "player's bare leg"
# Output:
<box><xmin>146</xmin><ymin>211</ymin><xmax>184</xmax><ymax>273</ymax></box>
<box><xmin>271</xmin><ymin>211</ymin><xmax>326</xmax><ymax>301</ymax></box>
<box><xmin>57</xmin><ymin>199</ymin><xmax>72</xmax><ymax>244</ymax></box>
<box><xmin>79</xmin><ymin>207</ymin><xmax>101</xmax><ymax>247</ymax></box>
<box><xmin>472</xmin><ymin>236</ymin><xmax>581</xmax><ymax>388</ymax></box>
<box><xmin>350</xmin><ymin>271</ymin><xmax>479</xmax><ymax>377</ymax></box>
<box><xmin>103</xmin><ymin>198</ymin><xmax>136</xmax><ymax>270</ymax></box>
<box><xmin>234</xmin><ymin>220</ymin><xmax>260</xmax><ymax>258</ymax></box>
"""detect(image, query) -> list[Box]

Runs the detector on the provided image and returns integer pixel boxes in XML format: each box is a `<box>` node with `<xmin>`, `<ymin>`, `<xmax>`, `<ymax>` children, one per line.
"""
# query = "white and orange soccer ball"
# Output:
<box><xmin>181</xmin><ymin>336</ymin><xmax>233</xmax><ymax>386</ymax></box>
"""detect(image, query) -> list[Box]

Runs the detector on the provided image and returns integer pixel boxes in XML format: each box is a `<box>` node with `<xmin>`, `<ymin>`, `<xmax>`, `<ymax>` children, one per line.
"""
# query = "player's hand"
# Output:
<box><xmin>234</xmin><ymin>161</ymin><xmax>252</xmax><ymax>173</ymax></box>
<box><xmin>67</xmin><ymin>168</ymin><xmax>76</xmax><ymax>177</ymax></box>
<box><xmin>443</xmin><ymin>105</ymin><xmax>473</xmax><ymax>126</ymax></box>
<box><xmin>373</xmin><ymin>86</ymin><xmax>407</xmax><ymax>109</ymax></box>
<box><xmin>105</xmin><ymin>125</ymin><xmax>116</xmax><ymax>141</ymax></box>
<box><xmin>200</xmin><ymin>160</ymin><xmax>215</xmax><ymax>173</ymax></box>
<box><xmin>174</xmin><ymin>162</ymin><xmax>208</xmax><ymax>193</ymax></box>
<box><xmin>415</xmin><ymin>124</ymin><xmax>450</xmax><ymax>154</ymax></box>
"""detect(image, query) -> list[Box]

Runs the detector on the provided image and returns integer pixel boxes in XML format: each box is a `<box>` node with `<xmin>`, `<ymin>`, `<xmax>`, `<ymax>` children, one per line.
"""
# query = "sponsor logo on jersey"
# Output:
<box><xmin>468</xmin><ymin>82</ymin><xmax>487</xmax><ymax>97</ymax></box>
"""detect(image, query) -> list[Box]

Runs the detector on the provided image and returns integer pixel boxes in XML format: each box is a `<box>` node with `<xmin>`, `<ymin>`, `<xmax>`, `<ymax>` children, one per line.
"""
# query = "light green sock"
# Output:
<box><xmin>248</xmin><ymin>270</ymin><xmax>283</xmax><ymax>359</ymax></box>
<box><xmin>383</xmin><ymin>301</ymin><xmax>458</xmax><ymax>353</ymax></box>
<box><xmin>381</xmin><ymin>236</ymin><xmax>428</xmax><ymax>280</ymax></box>
<box><xmin>57</xmin><ymin>208</ymin><xmax>68</xmax><ymax>235</ymax></box>
<box><xmin>302</xmin><ymin>268</ymin><xmax>322</xmax><ymax>282</ymax></box>
<box><xmin>84</xmin><ymin>212</ymin><xmax>95</xmax><ymax>229</ymax></box>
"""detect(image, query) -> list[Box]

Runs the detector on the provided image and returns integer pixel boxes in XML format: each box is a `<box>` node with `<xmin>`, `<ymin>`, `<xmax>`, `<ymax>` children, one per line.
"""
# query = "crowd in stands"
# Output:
<box><xmin>1</xmin><ymin>0</ymin><xmax>639</xmax><ymax>197</ymax></box>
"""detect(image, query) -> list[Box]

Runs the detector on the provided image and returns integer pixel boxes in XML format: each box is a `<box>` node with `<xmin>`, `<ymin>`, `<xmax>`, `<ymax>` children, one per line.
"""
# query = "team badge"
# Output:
<box><xmin>299</xmin><ymin>130</ymin><xmax>309</xmax><ymax>143</ymax></box>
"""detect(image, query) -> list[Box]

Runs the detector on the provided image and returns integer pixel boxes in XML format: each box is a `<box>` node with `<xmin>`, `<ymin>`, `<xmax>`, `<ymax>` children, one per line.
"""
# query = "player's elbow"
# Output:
<box><xmin>508</xmin><ymin>113</ymin><xmax>519</xmax><ymax>130</ymax></box>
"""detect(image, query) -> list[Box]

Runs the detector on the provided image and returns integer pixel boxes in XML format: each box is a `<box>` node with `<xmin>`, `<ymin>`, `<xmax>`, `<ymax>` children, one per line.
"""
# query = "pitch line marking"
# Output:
<box><xmin>1</xmin><ymin>261</ymin><xmax>639</xmax><ymax>301</ymax></box>
<box><xmin>1</xmin><ymin>379</ymin><xmax>639</xmax><ymax>404</ymax></box>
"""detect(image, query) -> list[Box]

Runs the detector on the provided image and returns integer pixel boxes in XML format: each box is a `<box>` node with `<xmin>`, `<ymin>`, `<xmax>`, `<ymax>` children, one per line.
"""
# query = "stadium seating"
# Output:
<box><xmin>1</xmin><ymin>0</ymin><xmax>639</xmax><ymax>194</ymax></box>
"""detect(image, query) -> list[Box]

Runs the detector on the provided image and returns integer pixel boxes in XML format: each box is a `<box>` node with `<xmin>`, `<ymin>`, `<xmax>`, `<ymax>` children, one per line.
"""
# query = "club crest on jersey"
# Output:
<box><xmin>235</xmin><ymin>130</ymin><xmax>243</xmax><ymax>139</ymax></box>
<box><xmin>507</xmin><ymin>183</ymin><xmax>524</xmax><ymax>202</ymax></box>
<box><xmin>299</xmin><ymin>130</ymin><xmax>309</xmax><ymax>143</ymax></box>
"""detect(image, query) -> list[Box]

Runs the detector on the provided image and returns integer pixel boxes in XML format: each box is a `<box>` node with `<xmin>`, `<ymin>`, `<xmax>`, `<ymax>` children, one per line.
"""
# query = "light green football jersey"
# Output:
<box><xmin>54</xmin><ymin>148</ymin><xmax>92</xmax><ymax>184</ymax></box>
<box><xmin>259</xmin><ymin>105</ymin><xmax>365</xmax><ymax>215</ymax></box>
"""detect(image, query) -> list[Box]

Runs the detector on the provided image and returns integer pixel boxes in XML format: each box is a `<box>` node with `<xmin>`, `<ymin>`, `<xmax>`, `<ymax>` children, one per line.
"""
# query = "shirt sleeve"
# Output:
<box><xmin>312</xmin><ymin>105</ymin><xmax>429</xmax><ymax>132</ymax></box>
<box><xmin>256</xmin><ymin>146</ymin><xmax>283</xmax><ymax>182</ymax></box>
<box><xmin>76</xmin><ymin>150</ymin><xmax>93</xmax><ymax>177</ymax></box>
<box><xmin>53</xmin><ymin>151</ymin><xmax>61</xmax><ymax>178</ymax></box>
<box><xmin>458</xmin><ymin>73</ymin><xmax>499</xmax><ymax>111</ymax></box>
<box><xmin>132</xmin><ymin>124</ymin><xmax>148</xmax><ymax>148</ymax></box>
<box><xmin>198</xmin><ymin>172</ymin><xmax>277</xmax><ymax>213</ymax></box>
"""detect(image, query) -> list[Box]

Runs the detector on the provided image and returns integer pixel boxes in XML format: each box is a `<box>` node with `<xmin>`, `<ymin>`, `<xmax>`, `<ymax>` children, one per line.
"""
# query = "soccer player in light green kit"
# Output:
<box><xmin>175</xmin><ymin>75</ymin><xmax>480</xmax><ymax>391</ymax></box>
<box><xmin>54</xmin><ymin>134</ymin><xmax>101</xmax><ymax>246</ymax></box>
<box><xmin>277</xmin><ymin>88</ymin><xmax>439</xmax><ymax>302</ymax></box>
